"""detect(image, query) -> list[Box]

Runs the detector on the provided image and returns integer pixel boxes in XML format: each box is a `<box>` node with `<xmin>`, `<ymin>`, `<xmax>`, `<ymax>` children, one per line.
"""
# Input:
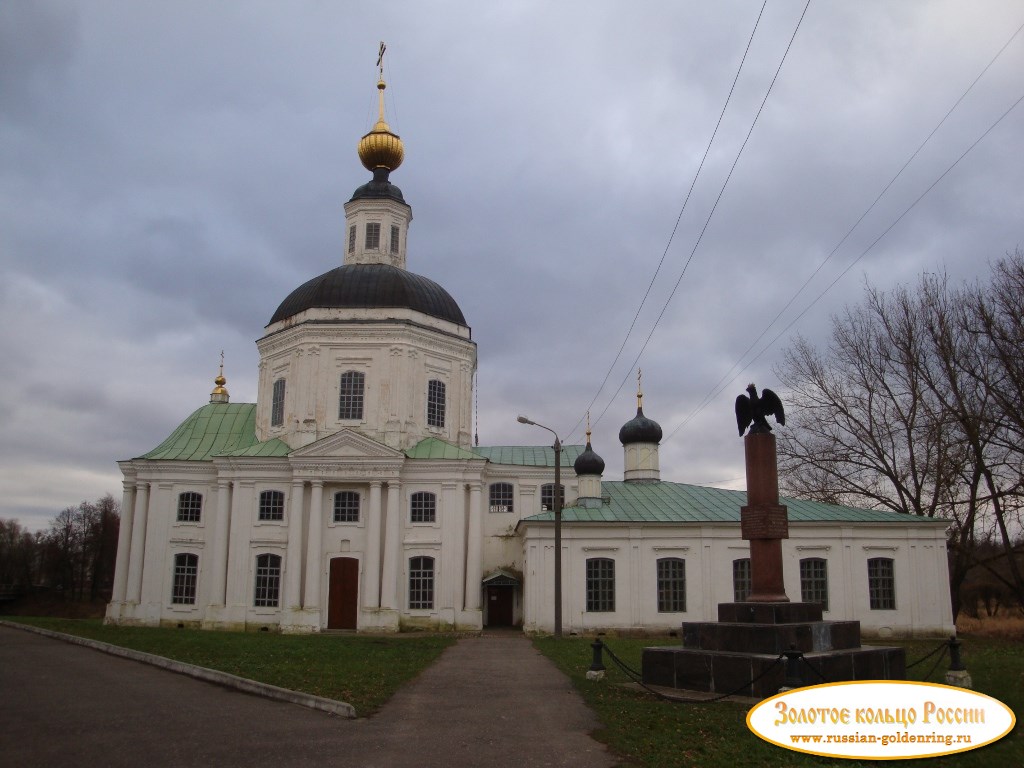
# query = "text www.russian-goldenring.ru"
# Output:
<box><xmin>789</xmin><ymin>732</ymin><xmax>972</xmax><ymax>747</ymax></box>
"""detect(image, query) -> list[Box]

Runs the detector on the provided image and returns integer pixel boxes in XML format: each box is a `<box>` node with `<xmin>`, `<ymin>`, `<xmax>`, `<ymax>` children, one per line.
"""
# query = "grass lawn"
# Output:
<box><xmin>5</xmin><ymin>617</ymin><xmax>453</xmax><ymax>716</ymax></box>
<box><xmin>533</xmin><ymin>634</ymin><xmax>1022</xmax><ymax>768</ymax></box>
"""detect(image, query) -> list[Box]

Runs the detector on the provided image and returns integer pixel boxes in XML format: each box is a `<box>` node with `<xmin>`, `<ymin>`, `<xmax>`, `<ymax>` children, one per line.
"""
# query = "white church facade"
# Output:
<box><xmin>105</xmin><ymin>75</ymin><xmax>954</xmax><ymax>638</ymax></box>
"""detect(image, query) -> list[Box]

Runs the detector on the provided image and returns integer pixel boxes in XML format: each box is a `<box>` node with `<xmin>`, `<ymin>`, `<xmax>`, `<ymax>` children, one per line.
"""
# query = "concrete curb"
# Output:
<box><xmin>0</xmin><ymin>620</ymin><xmax>356</xmax><ymax>719</ymax></box>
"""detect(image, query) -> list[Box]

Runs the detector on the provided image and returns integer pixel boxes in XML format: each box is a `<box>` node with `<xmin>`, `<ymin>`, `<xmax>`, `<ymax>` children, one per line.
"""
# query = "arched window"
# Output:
<box><xmin>271</xmin><ymin>377</ymin><xmax>286</xmax><ymax>427</ymax></box>
<box><xmin>656</xmin><ymin>558</ymin><xmax>686</xmax><ymax>613</ymax></box>
<box><xmin>488</xmin><ymin>483</ymin><xmax>514</xmax><ymax>513</ymax></box>
<box><xmin>733</xmin><ymin>558</ymin><xmax>751</xmax><ymax>602</ymax></box>
<box><xmin>410</xmin><ymin>492</ymin><xmax>436</xmax><ymax>523</ymax></box>
<box><xmin>867</xmin><ymin>557</ymin><xmax>896</xmax><ymax>610</ymax></box>
<box><xmin>254</xmin><ymin>553</ymin><xmax>282</xmax><ymax>607</ymax></box>
<box><xmin>171</xmin><ymin>553</ymin><xmax>198</xmax><ymax>604</ymax></box>
<box><xmin>258</xmin><ymin>490</ymin><xmax>284</xmax><ymax>521</ymax></box>
<box><xmin>540</xmin><ymin>484</ymin><xmax>565</xmax><ymax>512</ymax></box>
<box><xmin>800</xmin><ymin>557</ymin><xmax>829</xmax><ymax>611</ymax></box>
<box><xmin>586</xmin><ymin>558</ymin><xmax>615</xmax><ymax>612</ymax></box>
<box><xmin>409</xmin><ymin>556</ymin><xmax>434</xmax><ymax>609</ymax></box>
<box><xmin>427</xmin><ymin>380</ymin><xmax>446</xmax><ymax>428</ymax></box>
<box><xmin>338</xmin><ymin>371</ymin><xmax>365</xmax><ymax>420</ymax></box>
<box><xmin>333</xmin><ymin>491</ymin><xmax>360</xmax><ymax>523</ymax></box>
<box><xmin>177</xmin><ymin>492</ymin><xmax>202</xmax><ymax>523</ymax></box>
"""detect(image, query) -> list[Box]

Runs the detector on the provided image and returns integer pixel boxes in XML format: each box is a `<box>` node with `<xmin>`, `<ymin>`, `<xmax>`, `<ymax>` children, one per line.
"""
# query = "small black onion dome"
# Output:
<box><xmin>269</xmin><ymin>263</ymin><xmax>467</xmax><ymax>327</ymax></box>
<box><xmin>349</xmin><ymin>167</ymin><xmax>407</xmax><ymax>204</ymax></box>
<box><xmin>618</xmin><ymin>407</ymin><xmax>663</xmax><ymax>445</ymax></box>
<box><xmin>574</xmin><ymin>441</ymin><xmax>605</xmax><ymax>476</ymax></box>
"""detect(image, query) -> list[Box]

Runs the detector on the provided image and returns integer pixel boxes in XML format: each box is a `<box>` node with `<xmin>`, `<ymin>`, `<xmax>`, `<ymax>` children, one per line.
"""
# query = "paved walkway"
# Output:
<box><xmin>0</xmin><ymin>624</ymin><xmax>618</xmax><ymax>768</ymax></box>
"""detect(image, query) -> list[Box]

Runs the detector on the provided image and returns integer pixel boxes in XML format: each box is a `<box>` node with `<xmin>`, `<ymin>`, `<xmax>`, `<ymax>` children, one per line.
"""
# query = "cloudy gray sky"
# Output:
<box><xmin>2</xmin><ymin>1</ymin><xmax>1022</xmax><ymax>532</ymax></box>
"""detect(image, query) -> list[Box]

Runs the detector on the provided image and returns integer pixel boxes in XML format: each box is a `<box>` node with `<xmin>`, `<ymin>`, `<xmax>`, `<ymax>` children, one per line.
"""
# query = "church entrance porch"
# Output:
<box><xmin>327</xmin><ymin>557</ymin><xmax>359</xmax><ymax>629</ymax></box>
<box><xmin>482</xmin><ymin>569</ymin><xmax>521</xmax><ymax>628</ymax></box>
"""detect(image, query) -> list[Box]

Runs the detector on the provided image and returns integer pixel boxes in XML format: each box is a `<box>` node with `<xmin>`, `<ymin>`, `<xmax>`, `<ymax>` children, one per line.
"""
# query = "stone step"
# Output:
<box><xmin>682</xmin><ymin>619</ymin><xmax>862</xmax><ymax>654</ymax></box>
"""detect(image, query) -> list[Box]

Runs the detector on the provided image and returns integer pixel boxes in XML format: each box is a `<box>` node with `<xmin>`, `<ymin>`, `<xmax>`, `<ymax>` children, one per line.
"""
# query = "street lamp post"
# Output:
<box><xmin>517</xmin><ymin>415</ymin><xmax>563</xmax><ymax>638</ymax></box>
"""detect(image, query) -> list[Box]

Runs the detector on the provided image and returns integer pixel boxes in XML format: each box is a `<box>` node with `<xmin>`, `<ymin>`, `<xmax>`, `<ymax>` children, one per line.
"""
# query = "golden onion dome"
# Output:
<box><xmin>357</xmin><ymin>78</ymin><xmax>404</xmax><ymax>172</ymax></box>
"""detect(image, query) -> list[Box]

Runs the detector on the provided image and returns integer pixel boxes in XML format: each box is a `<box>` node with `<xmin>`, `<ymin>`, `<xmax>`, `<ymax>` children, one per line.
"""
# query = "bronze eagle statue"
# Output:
<box><xmin>735</xmin><ymin>383</ymin><xmax>785</xmax><ymax>436</ymax></box>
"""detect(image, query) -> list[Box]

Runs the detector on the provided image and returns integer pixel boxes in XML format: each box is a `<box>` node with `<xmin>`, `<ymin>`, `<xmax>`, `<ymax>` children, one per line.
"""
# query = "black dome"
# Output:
<box><xmin>349</xmin><ymin>168</ymin><xmax>407</xmax><ymax>204</ymax></box>
<box><xmin>618</xmin><ymin>407</ymin><xmax>663</xmax><ymax>445</ymax></box>
<box><xmin>269</xmin><ymin>263</ymin><xmax>467</xmax><ymax>327</ymax></box>
<box><xmin>573</xmin><ymin>441</ymin><xmax>605</xmax><ymax>476</ymax></box>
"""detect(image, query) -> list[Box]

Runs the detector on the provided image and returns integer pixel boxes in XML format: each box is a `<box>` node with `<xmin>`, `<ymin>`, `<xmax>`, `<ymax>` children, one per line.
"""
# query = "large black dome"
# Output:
<box><xmin>269</xmin><ymin>263</ymin><xmax>467</xmax><ymax>327</ymax></box>
<box><xmin>618</xmin><ymin>407</ymin><xmax>663</xmax><ymax>445</ymax></box>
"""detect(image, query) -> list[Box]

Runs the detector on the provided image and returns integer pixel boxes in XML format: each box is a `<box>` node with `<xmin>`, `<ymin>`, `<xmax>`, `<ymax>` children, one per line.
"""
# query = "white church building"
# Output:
<box><xmin>105</xmin><ymin>75</ymin><xmax>954</xmax><ymax>638</ymax></box>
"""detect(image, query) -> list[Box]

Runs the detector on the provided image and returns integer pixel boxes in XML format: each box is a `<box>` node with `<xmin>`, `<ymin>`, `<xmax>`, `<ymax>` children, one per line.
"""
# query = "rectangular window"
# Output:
<box><xmin>657</xmin><ymin>558</ymin><xmax>686</xmax><ymax>612</ymax></box>
<box><xmin>488</xmin><ymin>483</ymin><xmax>514</xmax><ymax>513</ymax></box>
<box><xmin>176</xmin><ymin>492</ymin><xmax>202</xmax><ymax>523</ymax></box>
<box><xmin>410</xmin><ymin>492</ymin><xmax>436</xmax><ymax>523</ymax></box>
<box><xmin>800</xmin><ymin>557</ymin><xmax>829</xmax><ymax>611</ymax></box>
<box><xmin>868</xmin><ymin>557</ymin><xmax>896</xmax><ymax>610</ymax></box>
<box><xmin>271</xmin><ymin>378</ymin><xmax>286</xmax><ymax>427</ymax></box>
<box><xmin>348</xmin><ymin>225</ymin><xmax>356</xmax><ymax>254</ymax></box>
<box><xmin>365</xmin><ymin>222</ymin><xmax>381</xmax><ymax>249</ymax></box>
<box><xmin>733</xmin><ymin>558</ymin><xmax>751</xmax><ymax>602</ymax></box>
<box><xmin>586</xmin><ymin>558</ymin><xmax>615</xmax><ymax>612</ymax></box>
<box><xmin>254</xmin><ymin>553</ymin><xmax>282</xmax><ymax>607</ymax></box>
<box><xmin>258</xmin><ymin>490</ymin><xmax>284</xmax><ymax>521</ymax></box>
<box><xmin>409</xmin><ymin>556</ymin><xmax>434</xmax><ymax>610</ymax></box>
<box><xmin>171</xmin><ymin>553</ymin><xmax>198</xmax><ymax>604</ymax></box>
<box><xmin>338</xmin><ymin>371</ymin><xmax>365</xmax><ymax>420</ymax></box>
<box><xmin>540</xmin><ymin>484</ymin><xmax>564</xmax><ymax>512</ymax></box>
<box><xmin>333</xmin><ymin>491</ymin><xmax>360</xmax><ymax>523</ymax></box>
<box><xmin>427</xmin><ymin>379</ymin><xmax>446</xmax><ymax>428</ymax></box>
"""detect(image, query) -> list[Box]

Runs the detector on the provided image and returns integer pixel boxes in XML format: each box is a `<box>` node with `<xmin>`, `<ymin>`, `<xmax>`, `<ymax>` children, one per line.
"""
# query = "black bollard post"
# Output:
<box><xmin>586</xmin><ymin>638</ymin><xmax>606</xmax><ymax>681</ymax></box>
<box><xmin>782</xmin><ymin>645</ymin><xmax>804</xmax><ymax>691</ymax></box>
<box><xmin>948</xmin><ymin>636</ymin><xmax>965</xmax><ymax>671</ymax></box>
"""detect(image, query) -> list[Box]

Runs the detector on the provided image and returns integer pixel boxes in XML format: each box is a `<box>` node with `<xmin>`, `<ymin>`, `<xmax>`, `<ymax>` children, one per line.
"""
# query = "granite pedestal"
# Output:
<box><xmin>642</xmin><ymin>602</ymin><xmax>905</xmax><ymax>698</ymax></box>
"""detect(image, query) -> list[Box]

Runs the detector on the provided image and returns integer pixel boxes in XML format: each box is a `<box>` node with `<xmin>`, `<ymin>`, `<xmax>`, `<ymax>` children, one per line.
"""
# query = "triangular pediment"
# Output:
<box><xmin>290</xmin><ymin>429</ymin><xmax>404</xmax><ymax>459</ymax></box>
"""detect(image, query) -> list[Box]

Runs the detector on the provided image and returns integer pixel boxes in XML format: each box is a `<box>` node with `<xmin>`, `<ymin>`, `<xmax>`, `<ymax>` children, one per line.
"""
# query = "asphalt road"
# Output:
<box><xmin>0</xmin><ymin>625</ymin><xmax>617</xmax><ymax>768</ymax></box>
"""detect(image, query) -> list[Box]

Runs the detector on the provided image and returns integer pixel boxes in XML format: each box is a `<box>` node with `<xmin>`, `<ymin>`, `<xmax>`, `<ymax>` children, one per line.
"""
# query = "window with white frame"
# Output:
<box><xmin>586</xmin><ymin>557</ymin><xmax>615</xmax><ymax>612</ymax></box>
<box><xmin>800</xmin><ymin>557</ymin><xmax>829</xmax><ymax>611</ymax></box>
<box><xmin>656</xmin><ymin>557</ymin><xmax>686</xmax><ymax>612</ymax></box>
<box><xmin>348</xmin><ymin>225</ymin><xmax>356</xmax><ymax>253</ymax></box>
<box><xmin>540</xmin><ymin>484</ymin><xmax>564</xmax><ymax>512</ymax></box>
<box><xmin>410</xmin><ymin>492</ymin><xmax>436</xmax><ymax>523</ymax></box>
<box><xmin>333</xmin><ymin>491</ymin><xmax>360</xmax><ymax>523</ymax></box>
<box><xmin>733</xmin><ymin>558</ymin><xmax>751</xmax><ymax>602</ymax></box>
<box><xmin>409</xmin><ymin>556</ymin><xmax>434</xmax><ymax>609</ymax></box>
<box><xmin>177</xmin><ymin>492</ymin><xmax>202</xmax><ymax>523</ymax></box>
<box><xmin>253</xmin><ymin>553</ymin><xmax>282</xmax><ymax>607</ymax></box>
<box><xmin>365</xmin><ymin>222</ymin><xmax>381</xmax><ymax>249</ymax></box>
<box><xmin>258</xmin><ymin>490</ymin><xmax>284</xmax><ymax>521</ymax></box>
<box><xmin>427</xmin><ymin>379</ymin><xmax>446</xmax><ymax>428</ymax></box>
<box><xmin>338</xmin><ymin>371</ymin><xmax>365</xmax><ymax>420</ymax></box>
<box><xmin>171</xmin><ymin>553</ymin><xmax>198</xmax><ymax>604</ymax></box>
<box><xmin>488</xmin><ymin>483</ymin><xmax>514</xmax><ymax>513</ymax></box>
<box><xmin>868</xmin><ymin>557</ymin><xmax>896</xmax><ymax>610</ymax></box>
<box><xmin>271</xmin><ymin>377</ymin><xmax>286</xmax><ymax>427</ymax></box>
<box><xmin>390</xmin><ymin>224</ymin><xmax>399</xmax><ymax>254</ymax></box>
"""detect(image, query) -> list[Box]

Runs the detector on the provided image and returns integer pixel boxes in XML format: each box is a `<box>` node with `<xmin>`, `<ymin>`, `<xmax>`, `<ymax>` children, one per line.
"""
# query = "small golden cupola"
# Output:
<box><xmin>210</xmin><ymin>353</ymin><xmax>229</xmax><ymax>404</ymax></box>
<box><xmin>357</xmin><ymin>44</ymin><xmax>404</xmax><ymax>174</ymax></box>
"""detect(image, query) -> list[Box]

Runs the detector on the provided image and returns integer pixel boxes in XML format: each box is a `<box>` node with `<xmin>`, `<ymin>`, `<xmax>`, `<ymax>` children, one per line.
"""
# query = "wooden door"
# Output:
<box><xmin>327</xmin><ymin>557</ymin><xmax>359</xmax><ymax>629</ymax></box>
<box><xmin>486</xmin><ymin>586</ymin><xmax>514</xmax><ymax>626</ymax></box>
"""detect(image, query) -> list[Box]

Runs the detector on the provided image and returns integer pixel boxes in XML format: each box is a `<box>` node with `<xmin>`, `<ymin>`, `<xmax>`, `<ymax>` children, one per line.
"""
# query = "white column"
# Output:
<box><xmin>209</xmin><ymin>479</ymin><xmax>232</xmax><ymax>607</ymax></box>
<box><xmin>381</xmin><ymin>480</ymin><xmax>401</xmax><ymax>610</ymax></box>
<box><xmin>364</xmin><ymin>481</ymin><xmax>383</xmax><ymax>609</ymax></box>
<box><xmin>126</xmin><ymin>482</ymin><xmax>150</xmax><ymax>604</ymax></box>
<box><xmin>285</xmin><ymin>479</ymin><xmax>305</xmax><ymax>609</ymax></box>
<box><xmin>225</xmin><ymin>481</ymin><xmax>255</xmax><ymax>612</ymax></box>
<box><xmin>465</xmin><ymin>482</ymin><xmax>483</xmax><ymax>611</ymax></box>
<box><xmin>303</xmin><ymin>480</ymin><xmax>324</xmax><ymax>611</ymax></box>
<box><xmin>110</xmin><ymin>480</ymin><xmax>136</xmax><ymax>604</ymax></box>
<box><xmin>443</xmin><ymin>481</ymin><xmax>462</xmax><ymax>615</ymax></box>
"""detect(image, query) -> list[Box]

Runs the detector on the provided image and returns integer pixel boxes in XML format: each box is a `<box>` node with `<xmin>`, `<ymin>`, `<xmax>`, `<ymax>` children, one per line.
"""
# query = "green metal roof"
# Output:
<box><xmin>521</xmin><ymin>481</ymin><xmax>947</xmax><ymax>526</ymax></box>
<box><xmin>139</xmin><ymin>403</ymin><xmax>290</xmax><ymax>461</ymax></box>
<box><xmin>472</xmin><ymin>445</ymin><xmax>585</xmax><ymax>467</ymax></box>
<box><xmin>405</xmin><ymin>437</ymin><xmax>483</xmax><ymax>460</ymax></box>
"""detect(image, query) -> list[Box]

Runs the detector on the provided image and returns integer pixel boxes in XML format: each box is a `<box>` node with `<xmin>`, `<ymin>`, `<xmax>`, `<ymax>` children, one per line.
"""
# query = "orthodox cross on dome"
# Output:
<box><xmin>358</xmin><ymin>41</ymin><xmax>404</xmax><ymax>173</ymax></box>
<box><xmin>636</xmin><ymin>369</ymin><xmax>644</xmax><ymax>410</ymax></box>
<box><xmin>210</xmin><ymin>350</ymin><xmax>229</xmax><ymax>403</ymax></box>
<box><xmin>377</xmin><ymin>41</ymin><xmax>386</xmax><ymax>76</ymax></box>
